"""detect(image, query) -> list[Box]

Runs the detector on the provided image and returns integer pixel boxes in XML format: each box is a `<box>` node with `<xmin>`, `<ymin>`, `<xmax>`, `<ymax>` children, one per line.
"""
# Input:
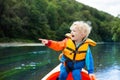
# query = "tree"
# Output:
<box><xmin>111</xmin><ymin>17</ymin><xmax>120</xmax><ymax>42</ymax></box>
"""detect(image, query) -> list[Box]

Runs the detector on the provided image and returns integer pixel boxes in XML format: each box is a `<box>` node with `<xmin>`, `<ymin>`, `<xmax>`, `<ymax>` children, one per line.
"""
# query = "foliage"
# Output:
<box><xmin>111</xmin><ymin>17</ymin><xmax>120</xmax><ymax>42</ymax></box>
<box><xmin>0</xmin><ymin>0</ymin><xmax>119</xmax><ymax>42</ymax></box>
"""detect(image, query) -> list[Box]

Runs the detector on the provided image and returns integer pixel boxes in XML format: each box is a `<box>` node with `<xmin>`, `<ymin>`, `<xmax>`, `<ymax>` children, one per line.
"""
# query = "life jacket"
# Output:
<box><xmin>62</xmin><ymin>38</ymin><xmax>96</xmax><ymax>61</ymax></box>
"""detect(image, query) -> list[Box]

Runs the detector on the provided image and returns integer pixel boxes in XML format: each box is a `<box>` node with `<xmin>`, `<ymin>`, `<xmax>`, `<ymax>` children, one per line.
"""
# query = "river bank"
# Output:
<box><xmin>0</xmin><ymin>42</ymin><xmax>44</xmax><ymax>47</ymax></box>
<box><xmin>1</xmin><ymin>42</ymin><xmax>119</xmax><ymax>47</ymax></box>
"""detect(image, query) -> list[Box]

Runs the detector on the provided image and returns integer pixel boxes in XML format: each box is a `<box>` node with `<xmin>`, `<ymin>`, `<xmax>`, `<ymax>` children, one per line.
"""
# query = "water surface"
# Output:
<box><xmin>93</xmin><ymin>43</ymin><xmax>120</xmax><ymax>80</ymax></box>
<box><xmin>0</xmin><ymin>43</ymin><xmax>120</xmax><ymax>80</ymax></box>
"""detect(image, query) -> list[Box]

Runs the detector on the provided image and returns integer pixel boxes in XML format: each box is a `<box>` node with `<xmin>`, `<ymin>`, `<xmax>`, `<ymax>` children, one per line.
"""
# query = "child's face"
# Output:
<box><xmin>70</xmin><ymin>26</ymin><xmax>85</xmax><ymax>42</ymax></box>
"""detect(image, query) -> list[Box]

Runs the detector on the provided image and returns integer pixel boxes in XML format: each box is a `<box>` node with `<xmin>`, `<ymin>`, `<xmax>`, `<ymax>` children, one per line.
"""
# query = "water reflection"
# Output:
<box><xmin>0</xmin><ymin>43</ymin><xmax>120</xmax><ymax>80</ymax></box>
<box><xmin>93</xmin><ymin>43</ymin><xmax>120</xmax><ymax>80</ymax></box>
<box><xmin>0</xmin><ymin>46</ymin><xmax>59</xmax><ymax>80</ymax></box>
<box><xmin>96</xmin><ymin>65</ymin><xmax>120</xmax><ymax>80</ymax></box>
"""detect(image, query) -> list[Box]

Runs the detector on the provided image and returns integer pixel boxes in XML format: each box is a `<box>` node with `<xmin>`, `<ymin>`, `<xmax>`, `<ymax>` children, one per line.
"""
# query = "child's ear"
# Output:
<box><xmin>81</xmin><ymin>32</ymin><xmax>87</xmax><ymax>38</ymax></box>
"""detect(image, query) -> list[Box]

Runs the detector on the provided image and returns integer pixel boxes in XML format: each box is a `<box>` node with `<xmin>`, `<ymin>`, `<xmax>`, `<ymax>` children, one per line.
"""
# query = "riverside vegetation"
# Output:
<box><xmin>0</xmin><ymin>0</ymin><xmax>120</xmax><ymax>42</ymax></box>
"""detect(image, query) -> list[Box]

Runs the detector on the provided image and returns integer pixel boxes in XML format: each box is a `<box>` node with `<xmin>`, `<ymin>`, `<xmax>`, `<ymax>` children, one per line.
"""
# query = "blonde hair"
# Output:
<box><xmin>70</xmin><ymin>21</ymin><xmax>92</xmax><ymax>36</ymax></box>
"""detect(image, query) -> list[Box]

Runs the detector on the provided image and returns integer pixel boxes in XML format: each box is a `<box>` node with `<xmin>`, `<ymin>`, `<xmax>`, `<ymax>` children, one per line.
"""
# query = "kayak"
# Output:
<box><xmin>41</xmin><ymin>63</ymin><xmax>91</xmax><ymax>80</ymax></box>
<box><xmin>46</xmin><ymin>71</ymin><xmax>90</xmax><ymax>80</ymax></box>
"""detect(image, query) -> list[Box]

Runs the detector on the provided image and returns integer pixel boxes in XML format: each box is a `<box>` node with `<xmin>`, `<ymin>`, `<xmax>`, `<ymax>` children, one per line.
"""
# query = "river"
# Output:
<box><xmin>0</xmin><ymin>43</ymin><xmax>120</xmax><ymax>80</ymax></box>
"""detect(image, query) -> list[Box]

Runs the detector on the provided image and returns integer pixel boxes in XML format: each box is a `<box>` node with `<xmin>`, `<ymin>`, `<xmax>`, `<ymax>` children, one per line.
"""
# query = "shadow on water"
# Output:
<box><xmin>0</xmin><ymin>43</ymin><xmax>120</xmax><ymax>80</ymax></box>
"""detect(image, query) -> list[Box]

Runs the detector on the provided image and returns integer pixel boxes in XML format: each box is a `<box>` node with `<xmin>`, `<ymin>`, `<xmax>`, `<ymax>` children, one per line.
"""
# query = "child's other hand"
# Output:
<box><xmin>38</xmin><ymin>38</ymin><xmax>48</xmax><ymax>45</ymax></box>
<box><xmin>89</xmin><ymin>74</ymin><xmax>97</xmax><ymax>80</ymax></box>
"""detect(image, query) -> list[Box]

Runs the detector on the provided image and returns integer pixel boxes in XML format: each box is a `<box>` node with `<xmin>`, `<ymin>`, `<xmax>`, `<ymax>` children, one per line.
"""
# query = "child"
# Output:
<box><xmin>39</xmin><ymin>21</ymin><xmax>96</xmax><ymax>80</ymax></box>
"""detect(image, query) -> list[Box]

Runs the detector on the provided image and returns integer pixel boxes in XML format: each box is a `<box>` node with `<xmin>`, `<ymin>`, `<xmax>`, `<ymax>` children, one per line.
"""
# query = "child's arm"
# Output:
<box><xmin>85</xmin><ymin>46</ymin><xmax>94</xmax><ymax>73</ymax></box>
<box><xmin>85</xmin><ymin>46</ymin><xmax>97</xmax><ymax>80</ymax></box>
<box><xmin>39</xmin><ymin>38</ymin><xmax>67</xmax><ymax>51</ymax></box>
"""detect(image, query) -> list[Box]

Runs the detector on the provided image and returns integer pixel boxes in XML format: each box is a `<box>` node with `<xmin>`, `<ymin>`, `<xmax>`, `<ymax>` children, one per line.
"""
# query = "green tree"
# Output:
<box><xmin>111</xmin><ymin>17</ymin><xmax>120</xmax><ymax>41</ymax></box>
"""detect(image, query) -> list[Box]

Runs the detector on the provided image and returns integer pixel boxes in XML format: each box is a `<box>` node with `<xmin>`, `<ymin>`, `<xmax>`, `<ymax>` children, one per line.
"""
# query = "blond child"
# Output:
<box><xmin>39</xmin><ymin>21</ymin><xmax>96</xmax><ymax>80</ymax></box>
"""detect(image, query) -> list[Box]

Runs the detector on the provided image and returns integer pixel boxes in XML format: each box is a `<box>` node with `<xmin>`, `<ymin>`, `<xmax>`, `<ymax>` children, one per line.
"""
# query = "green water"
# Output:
<box><xmin>0</xmin><ymin>46</ymin><xmax>59</xmax><ymax>80</ymax></box>
<box><xmin>0</xmin><ymin>43</ymin><xmax>120</xmax><ymax>80</ymax></box>
<box><xmin>93</xmin><ymin>43</ymin><xmax>120</xmax><ymax>80</ymax></box>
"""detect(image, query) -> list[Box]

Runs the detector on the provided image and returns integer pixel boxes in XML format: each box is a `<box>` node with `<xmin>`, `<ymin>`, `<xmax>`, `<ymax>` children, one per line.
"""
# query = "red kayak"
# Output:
<box><xmin>46</xmin><ymin>71</ymin><xmax>90</xmax><ymax>80</ymax></box>
<box><xmin>42</xmin><ymin>63</ymin><xmax>92</xmax><ymax>80</ymax></box>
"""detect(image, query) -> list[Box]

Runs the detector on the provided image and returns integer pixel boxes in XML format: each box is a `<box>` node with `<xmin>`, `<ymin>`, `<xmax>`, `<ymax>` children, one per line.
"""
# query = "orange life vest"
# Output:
<box><xmin>62</xmin><ymin>38</ymin><xmax>96</xmax><ymax>61</ymax></box>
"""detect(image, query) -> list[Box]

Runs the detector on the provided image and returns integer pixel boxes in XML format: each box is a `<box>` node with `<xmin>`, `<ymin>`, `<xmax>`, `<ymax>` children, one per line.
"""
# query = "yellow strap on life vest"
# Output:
<box><xmin>85</xmin><ymin>38</ymin><xmax>96</xmax><ymax>46</ymax></box>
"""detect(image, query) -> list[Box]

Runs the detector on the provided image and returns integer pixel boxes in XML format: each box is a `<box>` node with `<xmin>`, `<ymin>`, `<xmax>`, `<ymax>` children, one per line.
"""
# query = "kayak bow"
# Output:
<box><xmin>42</xmin><ymin>63</ymin><xmax>91</xmax><ymax>80</ymax></box>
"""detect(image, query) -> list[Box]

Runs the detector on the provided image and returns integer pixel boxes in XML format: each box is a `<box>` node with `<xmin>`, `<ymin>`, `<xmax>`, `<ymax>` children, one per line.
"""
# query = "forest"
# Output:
<box><xmin>0</xmin><ymin>0</ymin><xmax>120</xmax><ymax>42</ymax></box>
